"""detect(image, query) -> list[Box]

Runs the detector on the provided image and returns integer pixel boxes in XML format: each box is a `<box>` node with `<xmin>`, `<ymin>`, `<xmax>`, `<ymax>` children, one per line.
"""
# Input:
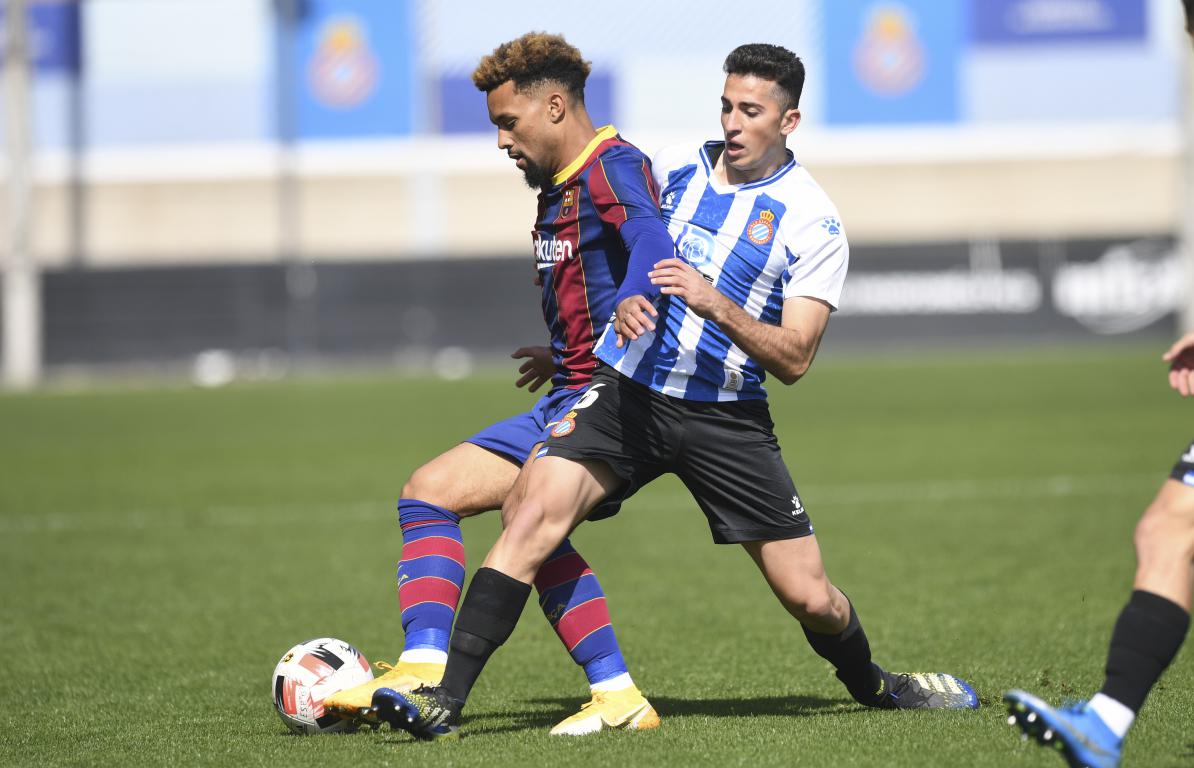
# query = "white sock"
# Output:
<box><xmin>1088</xmin><ymin>693</ymin><xmax>1134</xmax><ymax>739</ymax></box>
<box><xmin>590</xmin><ymin>672</ymin><xmax>634</xmax><ymax>693</ymax></box>
<box><xmin>397</xmin><ymin>648</ymin><xmax>448</xmax><ymax>664</ymax></box>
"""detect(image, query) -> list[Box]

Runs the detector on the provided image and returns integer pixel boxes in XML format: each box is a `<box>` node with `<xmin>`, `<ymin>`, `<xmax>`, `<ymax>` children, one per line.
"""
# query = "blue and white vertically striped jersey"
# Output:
<box><xmin>594</xmin><ymin>141</ymin><xmax>849</xmax><ymax>402</ymax></box>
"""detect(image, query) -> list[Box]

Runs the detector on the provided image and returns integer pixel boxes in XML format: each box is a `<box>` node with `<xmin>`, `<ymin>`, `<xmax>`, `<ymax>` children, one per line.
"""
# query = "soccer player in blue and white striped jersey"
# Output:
<box><xmin>595</xmin><ymin>93</ymin><xmax>847</xmax><ymax>401</ymax></box>
<box><xmin>377</xmin><ymin>44</ymin><xmax>977</xmax><ymax>741</ymax></box>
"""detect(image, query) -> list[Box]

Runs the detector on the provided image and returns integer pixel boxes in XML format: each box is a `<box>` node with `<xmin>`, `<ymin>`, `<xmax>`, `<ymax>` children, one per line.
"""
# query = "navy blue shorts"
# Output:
<box><xmin>465</xmin><ymin>386</ymin><xmax>587</xmax><ymax>465</ymax></box>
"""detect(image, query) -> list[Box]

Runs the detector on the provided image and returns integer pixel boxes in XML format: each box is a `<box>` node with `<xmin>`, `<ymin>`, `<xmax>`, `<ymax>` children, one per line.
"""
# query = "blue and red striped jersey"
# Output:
<box><xmin>533</xmin><ymin>125</ymin><xmax>661</xmax><ymax>388</ymax></box>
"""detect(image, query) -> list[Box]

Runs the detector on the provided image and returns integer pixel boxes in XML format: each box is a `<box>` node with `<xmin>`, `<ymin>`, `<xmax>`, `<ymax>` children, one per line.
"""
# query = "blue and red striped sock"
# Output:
<box><xmin>396</xmin><ymin>498</ymin><xmax>465</xmax><ymax>662</ymax></box>
<box><xmin>535</xmin><ymin>539</ymin><xmax>631</xmax><ymax>689</ymax></box>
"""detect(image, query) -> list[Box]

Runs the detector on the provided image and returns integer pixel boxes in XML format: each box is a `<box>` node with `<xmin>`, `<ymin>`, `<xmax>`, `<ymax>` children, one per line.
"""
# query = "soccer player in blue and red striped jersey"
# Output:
<box><xmin>533</xmin><ymin>120</ymin><xmax>660</xmax><ymax>391</ymax></box>
<box><xmin>326</xmin><ymin>32</ymin><xmax>671</xmax><ymax>736</ymax></box>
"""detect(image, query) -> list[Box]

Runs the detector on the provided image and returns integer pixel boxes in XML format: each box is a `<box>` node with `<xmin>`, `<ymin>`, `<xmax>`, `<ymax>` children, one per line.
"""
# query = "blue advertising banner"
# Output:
<box><xmin>824</xmin><ymin>0</ymin><xmax>964</xmax><ymax>125</ymax></box>
<box><xmin>971</xmin><ymin>0</ymin><xmax>1146</xmax><ymax>44</ymax></box>
<box><xmin>0</xmin><ymin>0</ymin><xmax>82</xmax><ymax>75</ymax></box>
<box><xmin>289</xmin><ymin>0</ymin><xmax>415</xmax><ymax>139</ymax></box>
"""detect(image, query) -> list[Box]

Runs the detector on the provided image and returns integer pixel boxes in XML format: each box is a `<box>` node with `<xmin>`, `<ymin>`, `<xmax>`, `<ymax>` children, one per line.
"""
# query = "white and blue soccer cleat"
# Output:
<box><xmin>1004</xmin><ymin>690</ymin><xmax>1122</xmax><ymax>768</ymax></box>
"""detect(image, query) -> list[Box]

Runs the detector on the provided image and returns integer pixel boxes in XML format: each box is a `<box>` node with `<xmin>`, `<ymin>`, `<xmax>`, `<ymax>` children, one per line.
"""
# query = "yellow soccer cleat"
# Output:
<box><xmin>323</xmin><ymin>660</ymin><xmax>445</xmax><ymax>724</ymax></box>
<box><xmin>549</xmin><ymin>685</ymin><xmax>661</xmax><ymax>736</ymax></box>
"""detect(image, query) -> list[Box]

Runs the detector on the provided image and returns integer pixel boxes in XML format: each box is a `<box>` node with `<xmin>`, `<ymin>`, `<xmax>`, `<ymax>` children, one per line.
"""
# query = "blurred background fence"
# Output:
<box><xmin>1</xmin><ymin>0</ymin><xmax>1189</xmax><ymax>386</ymax></box>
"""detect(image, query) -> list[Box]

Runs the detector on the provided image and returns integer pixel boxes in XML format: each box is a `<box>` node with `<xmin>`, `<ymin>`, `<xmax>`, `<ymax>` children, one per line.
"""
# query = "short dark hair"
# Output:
<box><xmin>472</xmin><ymin>32</ymin><xmax>591</xmax><ymax>104</ymax></box>
<box><xmin>723</xmin><ymin>44</ymin><xmax>805</xmax><ymax>111</ymax></box>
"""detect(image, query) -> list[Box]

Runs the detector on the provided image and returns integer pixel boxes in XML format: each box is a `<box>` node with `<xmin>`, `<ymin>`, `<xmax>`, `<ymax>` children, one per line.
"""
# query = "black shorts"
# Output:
<box><xmin>1170</xmin><ymin>440</ymin><xmax>1194</xmax><ymax>487</ymax></box>
<box><xmin>541</xmin><ymin>365</ymin><xmax>813</xmax><ymax>544</ymax></box>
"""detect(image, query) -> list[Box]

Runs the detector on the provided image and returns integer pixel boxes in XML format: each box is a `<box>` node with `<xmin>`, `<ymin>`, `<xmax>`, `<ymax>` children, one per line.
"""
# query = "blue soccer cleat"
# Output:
<box><xmin>370</xmin><ymin>684</ymin><xmax>462</xmax><ymax>741</ymax></box>
<box><xmin>1004</xmin><ymin>690</ymin><xmax>1123</xmax><ymax>768</ymax></box>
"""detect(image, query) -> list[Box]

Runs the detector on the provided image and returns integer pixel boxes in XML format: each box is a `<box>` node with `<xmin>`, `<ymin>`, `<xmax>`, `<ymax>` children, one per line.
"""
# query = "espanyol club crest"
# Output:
<box><xmin>550</xmin><ymin>419</ymin><xmax>576</xmax><ymax>438</ymax></box>
<box><xmin>747</xmin><ymin>210</ymin><xmax>776</xmax><ymax>246</ymax></box>
<box><xmin>852</xmin><ymin>5</ymin><xmax>925</xmax><ymax>98</ymax></box>
<box><xmin>308</xmin><ymin>17</ymin><xmax>379</xmax><ymax>109</ymax></box>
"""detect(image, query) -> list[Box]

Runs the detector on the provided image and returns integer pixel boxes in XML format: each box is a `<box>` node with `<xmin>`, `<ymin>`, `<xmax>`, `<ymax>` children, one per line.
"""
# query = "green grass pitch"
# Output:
<box><xmin>2</xmin><ymin>343</ymin><xmax>1191</xmax><ymax>767</ymax></box>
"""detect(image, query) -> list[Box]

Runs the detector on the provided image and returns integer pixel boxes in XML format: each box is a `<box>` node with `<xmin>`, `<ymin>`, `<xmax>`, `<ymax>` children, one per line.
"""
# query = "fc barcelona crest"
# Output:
<box><xmin>558</xmin><ymin>186</ymin><xmax>579</xmax><ymax>220</ymax></box>
<box><xmin>747</xmin><ymin>210</ymin><xmax>776</xmax><ymax>246</ymax></box>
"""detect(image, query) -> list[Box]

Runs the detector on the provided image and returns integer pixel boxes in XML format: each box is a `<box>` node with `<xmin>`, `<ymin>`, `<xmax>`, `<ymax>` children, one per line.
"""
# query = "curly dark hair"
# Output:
<box><xmin>472</xmin><ymin>32</ymin><xmax>591</xmax><ymax>103</ymax></box>
<box><xmin>723</xmin><ymin>43</ymin><xmax>805</xmax><ymax>111</ymax></box>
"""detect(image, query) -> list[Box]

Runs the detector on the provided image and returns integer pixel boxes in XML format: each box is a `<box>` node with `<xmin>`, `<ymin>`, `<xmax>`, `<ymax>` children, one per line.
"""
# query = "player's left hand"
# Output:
<box><xmin>614</xmin><ymin>295</ymin><xmax>657</xmax><ymax>348</ymax></box>
<box><xmin>512</xmin><ymin>346</ymin><xmax>554</xmax><ymax>392</ymax></box>
<box><xmin>650</xmin><ymin>258</ymin><xmax>727</xmax><ymax>319</ymax></box>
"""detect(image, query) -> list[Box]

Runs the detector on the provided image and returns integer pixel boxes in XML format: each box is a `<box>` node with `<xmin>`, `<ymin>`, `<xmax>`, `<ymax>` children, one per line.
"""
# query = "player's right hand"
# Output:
<box><xmin>512</xmin><ymin>346</ymin><xmax>554</xmax><ymax>392</ymax></box>
<box><xmin>1164</xmin><ymin>331</ymin><xmax>1194</xmax><ymax>397</ymax></box>
<box><xmin>614</xmin><ymin>295</ymin><xmax>657</xmax><ymax>348</ymax></box>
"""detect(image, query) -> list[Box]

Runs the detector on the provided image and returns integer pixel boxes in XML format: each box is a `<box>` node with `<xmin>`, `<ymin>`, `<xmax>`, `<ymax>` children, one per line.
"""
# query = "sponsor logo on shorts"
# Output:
<box><xmin>791</xmin><ymin>494</ymin><xmax>808</xmax><ymax>520</ymax></box>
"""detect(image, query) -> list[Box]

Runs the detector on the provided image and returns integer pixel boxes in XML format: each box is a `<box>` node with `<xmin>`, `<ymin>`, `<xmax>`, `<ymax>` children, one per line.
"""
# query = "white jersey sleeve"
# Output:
<box><xmin>650</xmin><ymin>144</ymin><xmax>696</xmax><ymax>194</ymax></box>
<box><xmin>780</xmin><ymin>208</ymin><xmax>849</xmax><ymax>311</ymax></box>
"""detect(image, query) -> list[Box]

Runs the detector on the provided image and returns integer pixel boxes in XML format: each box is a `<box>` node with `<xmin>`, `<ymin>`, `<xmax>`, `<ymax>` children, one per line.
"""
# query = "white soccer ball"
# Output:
<box><xmin>271</xmin><ymin>637</ymin><xmax>373</xmax><ymax>734</ymax></box>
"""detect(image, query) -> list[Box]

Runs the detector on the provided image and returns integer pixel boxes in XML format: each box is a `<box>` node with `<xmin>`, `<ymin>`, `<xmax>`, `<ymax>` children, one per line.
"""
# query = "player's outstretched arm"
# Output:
<box><xmin>511</xmin><ymin>346</ymin><xmax>554</xmax><ymax>392</ymax></box>
<box><xmin>1163</xmin><ymin>331</ymin><xmax>1194</xmax><ymax>397</ymax></box>
<box><xmin>610</xmin><ymin>216</ymin><xmax>672</xmax><ymax>348</ymax></box>
<box><xmin>649</xmin><ymin>257</ymin><xmax>829</xmax><ymax>385</ymax></box>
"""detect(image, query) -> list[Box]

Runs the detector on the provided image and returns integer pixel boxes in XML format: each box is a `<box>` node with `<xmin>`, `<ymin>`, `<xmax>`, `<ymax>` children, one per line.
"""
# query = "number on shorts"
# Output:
<box><xmin>572</xmin><ymin>383</ymin><xmax>605</xmax><ymax>410</ymax></box>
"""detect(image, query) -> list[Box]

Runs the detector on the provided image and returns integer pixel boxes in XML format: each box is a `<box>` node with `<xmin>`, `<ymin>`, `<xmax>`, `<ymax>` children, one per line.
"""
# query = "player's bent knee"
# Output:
<box><xmin>401</xmin><ymin>463</ymin><xmax>449</xmax><ymax>507</ymax></box>
<box><xmin>502</xmin><ymin>499</ymin><xmax>548</xmax><ymax>540</ymax></box>
<box><xmin>503</xmin><ymin>498</ymin><xmax>570</xmax><ymax>550</ymax></box>
<box><xmin>778</xmin><ymin>588</ymin><xmax>835</xmax><ymax>624</ymax></box>
<box><xmin>401</xmin><ymin>461</ymin><xmax>485</xmax><ymax>515</ymax></box>
<box><xmin>1135</xmin><ymin>495</ymin><xmax>1194</xmax><ymax>561</ymax></box>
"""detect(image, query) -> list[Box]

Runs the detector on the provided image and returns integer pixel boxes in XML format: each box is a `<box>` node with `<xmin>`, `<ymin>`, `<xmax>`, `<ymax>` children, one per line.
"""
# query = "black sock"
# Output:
<box><xmin>802</xmin><ymin>600</ymin><xmax>886</xmax><ymax>703</ymax></box>
<box><xmin>1099</xmin><ymin>589</ymin><xmax>1189</xmax><ymax>713</ymax></box>
<box><xmin>439</xmin><ymin>567</ymin><xmax>532</xmax><ymax>705</ymax></box>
